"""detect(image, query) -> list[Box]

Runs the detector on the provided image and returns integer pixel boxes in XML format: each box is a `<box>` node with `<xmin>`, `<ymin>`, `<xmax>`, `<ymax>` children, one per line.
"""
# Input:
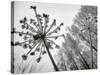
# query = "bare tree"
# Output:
<box><xmin>57</xmin><ymin>6</ymin><xmax>97</xmax><ymax>70</ymax></box>
<box><xmin>71</xmin><ymin>6</ymin><xmax>97</xmax><ymax>69</ymax></box>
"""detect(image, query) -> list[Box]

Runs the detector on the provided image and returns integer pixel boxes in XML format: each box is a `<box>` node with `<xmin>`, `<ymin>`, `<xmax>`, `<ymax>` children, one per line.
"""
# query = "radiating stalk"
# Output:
<box><xmin>26</xmin><ymin>40</ymin><xmax>41</xmax><ymax>55</ymax></box>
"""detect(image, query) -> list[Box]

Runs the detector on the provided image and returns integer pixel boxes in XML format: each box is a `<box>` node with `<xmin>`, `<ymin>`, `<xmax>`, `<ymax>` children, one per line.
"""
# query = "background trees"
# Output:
<box><xmin>57</xmin><ymin>6</ymin><xmax>97</xmax><ymax>70</ymax></box>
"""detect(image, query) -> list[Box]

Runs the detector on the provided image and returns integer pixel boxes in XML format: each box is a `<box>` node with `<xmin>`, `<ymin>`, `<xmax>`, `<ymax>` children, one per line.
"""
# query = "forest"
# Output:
<box><xmin>57</xmin><ymin>6</ymin><xmax>97</xmax><ymax>70</ymax></box>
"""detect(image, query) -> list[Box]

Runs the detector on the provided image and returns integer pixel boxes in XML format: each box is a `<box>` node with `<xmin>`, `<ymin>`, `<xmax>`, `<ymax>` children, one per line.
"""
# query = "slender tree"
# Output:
<box><xmin>71</xmin><ymin>6</ymin><xmax>97</xmax><ymax>69</ymax></box>
<box><xmin>57</xmin><ymin>6</ymin><xmax>97</xmax><ymax>70</ymax></box>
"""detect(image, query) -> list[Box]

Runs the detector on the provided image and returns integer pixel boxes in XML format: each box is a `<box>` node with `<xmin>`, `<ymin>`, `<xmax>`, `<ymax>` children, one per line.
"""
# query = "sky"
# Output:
<box><xmin>13</xmin><ymin>1</ymin><xmax>81</xmax><ymax>73</ymax></box>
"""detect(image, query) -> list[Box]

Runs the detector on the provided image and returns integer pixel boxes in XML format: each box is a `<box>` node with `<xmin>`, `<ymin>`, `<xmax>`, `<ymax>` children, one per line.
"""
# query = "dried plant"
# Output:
<box><xmin>11</xmin><ymin>6</ymin><xmax>65</xmax><ymax>71</ymax></box>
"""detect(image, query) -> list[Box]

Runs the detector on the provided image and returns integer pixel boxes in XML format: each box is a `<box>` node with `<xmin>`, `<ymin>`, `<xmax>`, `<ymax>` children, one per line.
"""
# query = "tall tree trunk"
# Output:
<box><xmin>89</xmin><ymin>27</ymin><xmax>93</xmax><ymax>69</ymax></box>
<box><xmin>72</xmin><ymin>58</ymin><xmax>79</xmax><ymax>70</ymax></box>
<box><xmin>80</xmin><ymin>28</ymin><xmax>94</xmax><ymax>68</ymax></box>
<box><xmin>80</xmin><ymin>31</ymin><xmax>97</xmax><ymax>52</ymax></box>
<box><xmin>43</xmin><ymin>39</ymin><xmax>59</xmax><ymax>71</ymax></box>
<box><xmin>68</xmin><ymin>51</ymin><xmax>79</xmax><ymax>70</ymax></box>
<box><xmin>76</xmin><ymin>47</ymin><xmax>90</xmax><ymax>69</ymax></box>
<box><xmin>78</xmin><ymin>51</ymin><xmax>90</xmax><ymax>69</ymax></box>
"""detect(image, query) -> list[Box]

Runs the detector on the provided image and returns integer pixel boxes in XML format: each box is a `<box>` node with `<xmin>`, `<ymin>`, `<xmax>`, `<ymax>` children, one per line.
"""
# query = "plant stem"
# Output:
<box><xmin>43</xmin><ymin>39</ymin><xmax>59</xmax><ymax>71</ymax></box>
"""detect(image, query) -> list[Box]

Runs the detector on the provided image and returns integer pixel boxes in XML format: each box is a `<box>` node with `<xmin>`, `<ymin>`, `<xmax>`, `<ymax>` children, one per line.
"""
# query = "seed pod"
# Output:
<box><xmin>24</xmin><ymin>17</ymin><xmax>27</xmax><ymax>22</ymax></box>
<box><xmin>36</xmin><ymin>57</ymin><xmax>41</xmax><ymax>63</ymax></box>
<box><xmin>23</xmin><ymin>44</ymin><xmax>28</xmax><ymax>49</ymax></box>
<box><xmin>53</xmin><ymin>19</ymin><xmax>56</xmax><ymax>25</ymax></box>
<box><xmin>22</xmin><ymin>54</ymin><xmax>27</xmax><ymax>60</ymax></box>
<box><xmin>42</xmin><ymin>51</ymin><xmax>46</xmax><ymax>55</ymax></box>
<box><xmin>15</xmin><ymin>41</ymin><xmax>20</xmax><ymax>46</ymax></box>
<box><xmin>30</xmin><ymin>6</ymin><xmax>36</xmax><ymax>9</ymax></box>
<box><xmin>19</xmin><ymin>33</ymin><xmax>23</xmax><ymax>36</ymax></box>
<box><xmin>60</xmin><ymin>23</ymin><xmax>64</xmax><ymax>26</ymax></box>
<box><xmin>30</xmin><ymin>52</ymin><xmax>35</xmax><ymax>55</ymax></box>
<box><xmin>20</xmin><ymin>20</ymin><xmax>23</xmax><ymax>23</ymax></box>
<box><xmin>21</xmin><ymin>25</ymin><xmax>25</xmax><ymax>29</ymax></box>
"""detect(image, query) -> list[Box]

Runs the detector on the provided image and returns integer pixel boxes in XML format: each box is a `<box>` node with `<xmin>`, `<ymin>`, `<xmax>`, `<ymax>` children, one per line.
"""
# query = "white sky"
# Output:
<box><xmin>14</xmin><ymin>1</ymin><xmax>80</xmax><ymax>73</ymax></box>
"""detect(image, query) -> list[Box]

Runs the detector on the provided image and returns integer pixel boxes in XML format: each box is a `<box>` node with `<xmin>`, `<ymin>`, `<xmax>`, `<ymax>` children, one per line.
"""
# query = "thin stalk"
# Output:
<box><xmin>46</xmin><ymin>19</ymin><xmax>56</xmax><ymax>34</ymax></box>
<box><xmin>43</xmin><ymin>22</ymin><xmax>48</xmax><ymax>34</ymax></box>
<box><xmin>43</xmin><ymin>39</ymin><xmax>59</xmax><ymax>71</ymax></box>
<box><xmin>26</xmin><ymin>23</ymin><xmax>38</xmax><ymax>33</ymax></box>
<box><xmin>26</xmin><ymin>40</ymin><xmax>41</xmax><ymax>55</ymax></box>
<box><xmin>34</xmin><ymin>8</ymin><xmax>43</xmax><ymax>33</ymax></box>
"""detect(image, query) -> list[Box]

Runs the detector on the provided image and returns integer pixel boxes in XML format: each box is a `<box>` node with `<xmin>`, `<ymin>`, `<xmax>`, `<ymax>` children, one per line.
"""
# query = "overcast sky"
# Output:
<box><xmin>14</xmin><ymin>1</ymin><xmax>80</xmax><ymax>73</ymax></box>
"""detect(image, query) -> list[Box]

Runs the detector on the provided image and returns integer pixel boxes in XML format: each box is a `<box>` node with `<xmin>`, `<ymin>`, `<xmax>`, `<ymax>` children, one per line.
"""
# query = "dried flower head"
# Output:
<box><xmin>11</xmin><ymin>6</ymin><xmax>64</xmax><ymax>63</ymax></box>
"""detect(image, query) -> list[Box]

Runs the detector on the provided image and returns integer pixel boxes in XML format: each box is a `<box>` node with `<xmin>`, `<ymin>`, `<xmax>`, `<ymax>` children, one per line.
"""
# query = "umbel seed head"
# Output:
<box><xmin>20</xmin><ymin>20</ymin><xmax>23</xmax><ymax>23</ymax></box>
<box><xmin>43</xmin><ymin>13</ymin><xmax>48</xmax><ymax>18</ymax></box>
<box><xmin>30</xmin><ymin>6</ymin><xmax>36</xmax><ymax>9</ymax></box>
<box><xmin>60</xmin><ymin>23</ymin><xmax>64</xmax><ymax>26</ymax></box>
<box><xmin>24</xmin><ymin>17</ymin><xmax>27</xmax><ymax>21</ymax></box>
<box><xmin>30</xmin><ymin>52</ymin><xmax>35</xmax><ymax>55</ymax></box>
<box><xmin>22</xmin><ymin>54</ymin><xmax>27</xmax><ymax>60</ymax></box>
<box><xmin>12</xmin><ymin>6</ymin><xmax>64</xmax><ymax>64</ymax></box>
